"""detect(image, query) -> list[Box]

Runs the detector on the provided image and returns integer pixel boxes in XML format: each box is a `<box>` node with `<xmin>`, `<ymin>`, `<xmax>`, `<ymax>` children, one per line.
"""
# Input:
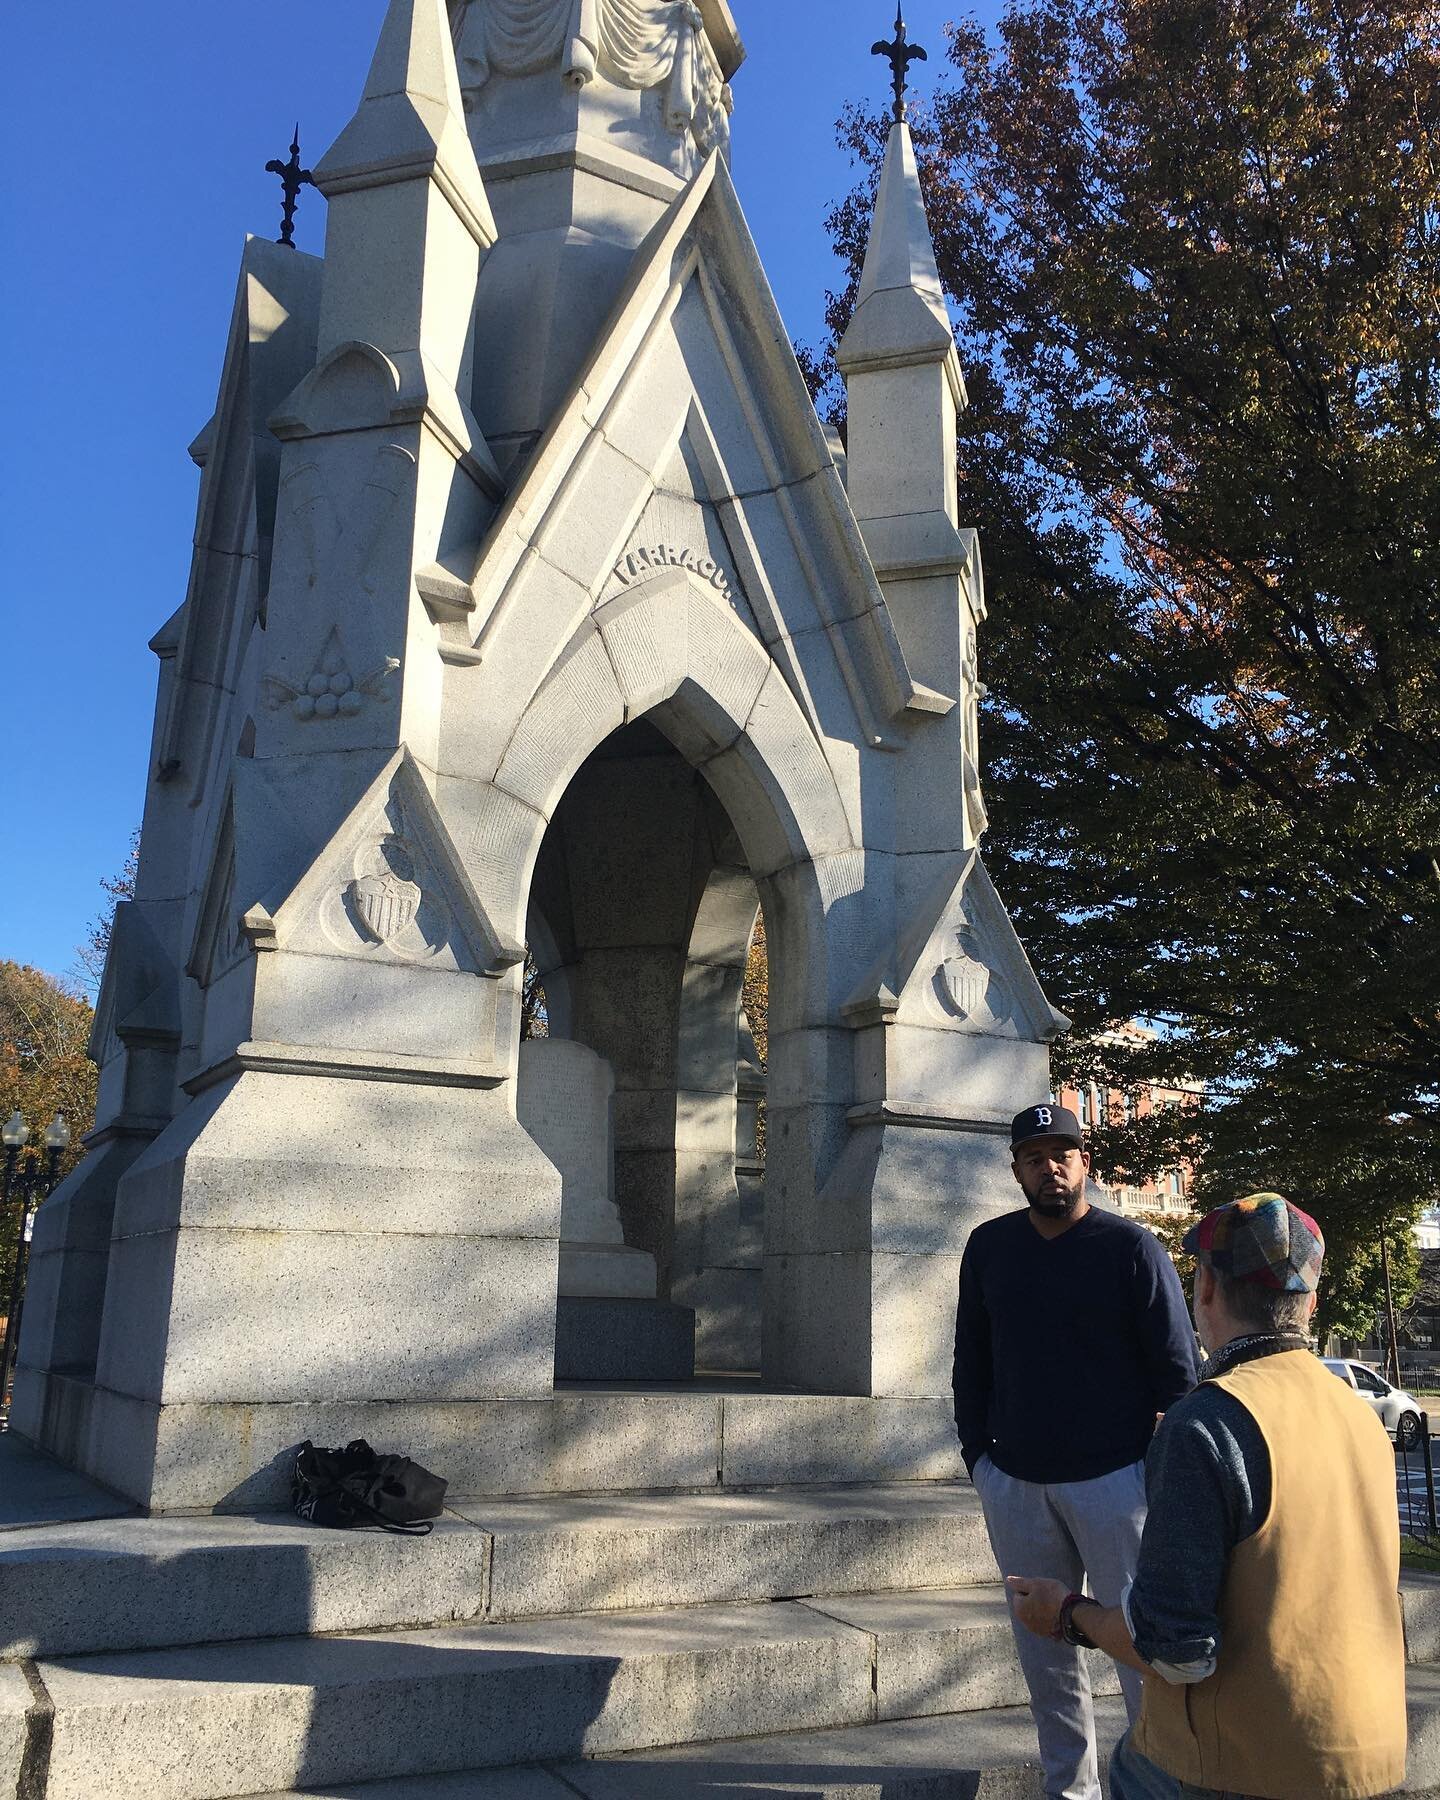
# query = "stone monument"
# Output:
<box><xmin>13</xmin><ymin>0</ymin><xmax>1065</xmax><ymax>1510</ymax></box>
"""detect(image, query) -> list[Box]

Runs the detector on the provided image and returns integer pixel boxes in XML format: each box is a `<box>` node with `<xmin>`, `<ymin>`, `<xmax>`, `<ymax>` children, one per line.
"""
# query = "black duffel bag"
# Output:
<box><xmin>292</xmin><ymin>1438</ymin><xmax>447</xmax><ymax>1536</ymax></box>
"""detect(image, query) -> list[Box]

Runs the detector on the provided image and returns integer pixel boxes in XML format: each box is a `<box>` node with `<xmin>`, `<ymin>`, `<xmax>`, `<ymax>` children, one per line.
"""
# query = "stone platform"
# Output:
<box><xmin>3</xmin><ymin>1435</ymin><xmax>1440</xmax><ymax>1800</ymax></box>
<box><xmin>9</xmin><ymin>1375</ymin><xmax>964</xmax><ymax>1513</ymax></box>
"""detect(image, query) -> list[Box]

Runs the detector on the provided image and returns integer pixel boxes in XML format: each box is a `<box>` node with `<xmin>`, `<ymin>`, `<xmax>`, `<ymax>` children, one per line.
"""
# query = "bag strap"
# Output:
<box><xmin>343</xmin><ymin>1490</ymin><xmax>435</xmax><ymax>1537</ymax></box>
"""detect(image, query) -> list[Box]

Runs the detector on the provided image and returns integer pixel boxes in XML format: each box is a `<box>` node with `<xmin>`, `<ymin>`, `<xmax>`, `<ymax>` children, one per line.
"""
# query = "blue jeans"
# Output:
<box><xmin>1108</xmin><ymin>1727</ymin><xmax>1258</xmax><ymax>1800</ymax></box>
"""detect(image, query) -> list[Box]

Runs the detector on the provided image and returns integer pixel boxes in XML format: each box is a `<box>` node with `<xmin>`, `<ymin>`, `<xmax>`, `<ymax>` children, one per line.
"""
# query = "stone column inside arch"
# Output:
<box><xmin>516</xmin><ymin>1036</ymin><xmax>658</xmax><ymax>1301</ymax></box>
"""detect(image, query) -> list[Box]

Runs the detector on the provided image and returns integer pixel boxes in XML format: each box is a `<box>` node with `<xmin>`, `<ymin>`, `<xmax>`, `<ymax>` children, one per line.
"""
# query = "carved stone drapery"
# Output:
<box><xmin>455</xmin><ymin>0</ymin><xmax>733</xmax><ymax>155</ymax></box>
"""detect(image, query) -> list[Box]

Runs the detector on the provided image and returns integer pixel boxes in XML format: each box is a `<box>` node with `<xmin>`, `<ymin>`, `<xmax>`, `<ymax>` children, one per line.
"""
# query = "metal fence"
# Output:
<box><xmin>1398</xmin><ymin>1412</ymin><xmax>1439</xmax><ymax>1544</ymax></box>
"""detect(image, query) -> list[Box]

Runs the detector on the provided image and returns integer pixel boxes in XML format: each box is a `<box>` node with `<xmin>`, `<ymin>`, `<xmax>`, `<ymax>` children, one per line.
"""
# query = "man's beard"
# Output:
<box><xmin>1025</xmin><ymin>1176</ymin><xmax>1083</xmax><ymax>1218</ymax></box>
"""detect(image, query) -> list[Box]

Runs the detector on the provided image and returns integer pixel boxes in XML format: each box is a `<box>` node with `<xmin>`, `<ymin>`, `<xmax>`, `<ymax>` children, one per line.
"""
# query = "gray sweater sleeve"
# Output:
<box><xmin>1127</xmin><ymin>1384</ymin><xmax>1270</xmax><ymax>1667</ymax></box>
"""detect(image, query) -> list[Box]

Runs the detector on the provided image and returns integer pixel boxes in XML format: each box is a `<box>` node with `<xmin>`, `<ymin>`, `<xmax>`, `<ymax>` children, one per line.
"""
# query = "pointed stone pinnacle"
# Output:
<box><xmin>837</xmin><ymin>116</ymin><xmax>952</xmax><ymax>372</ymax></box>
<box><xmin>858</xmin><ymin>121</ymin><xmax>945</xmax><ymax>313</ymax></box>
<box><xmin>360</xmin><ymin>0</ymin><xmax>465</xmax><ymax>113</ymax></box>
<box><xmin>314</xmin><ymin>0</ymin><xmax>495</xmax><ymax>249</ymax></box>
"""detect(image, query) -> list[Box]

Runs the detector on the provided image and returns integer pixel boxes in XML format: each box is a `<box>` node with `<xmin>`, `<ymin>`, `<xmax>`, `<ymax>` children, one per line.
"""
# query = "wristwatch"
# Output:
<box><xmin>1057</xmin><ymin>1591</ymin><xmax>1098</xmax><ymax>1650</ymax></box>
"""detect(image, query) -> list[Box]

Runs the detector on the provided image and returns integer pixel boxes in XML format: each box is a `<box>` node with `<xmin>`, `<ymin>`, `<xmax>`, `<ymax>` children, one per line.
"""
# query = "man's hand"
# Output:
<box><xmin>1006</xmin><ymin>1575</ymin><xmax>1068</xmax><ymax>1639</ymax></box>
<box><xmin>1008</xmin><ymin>1577</ymin><xmax>1154</xmax><ymax>1675</ymax></box>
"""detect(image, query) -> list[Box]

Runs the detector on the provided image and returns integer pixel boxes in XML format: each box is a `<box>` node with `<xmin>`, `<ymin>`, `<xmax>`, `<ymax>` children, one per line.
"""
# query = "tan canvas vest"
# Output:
<box><xmin>1132</xmin><ymin>1349</ymin><xmax>1406</xmax><ymax>1799</ymax></box>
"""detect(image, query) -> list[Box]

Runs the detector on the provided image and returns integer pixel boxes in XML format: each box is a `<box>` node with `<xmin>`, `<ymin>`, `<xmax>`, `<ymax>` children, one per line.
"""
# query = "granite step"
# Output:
<box><xmin>246</xmin><ymin>1698</ymin><xmax>1129</xmax><ymax>1798</ymax></box>
<box><xmin>0</xmin><ymin>1484</ymin><xmax>994</xmax><ymax>1660</ymax></box>
<box><xmin>15</xmin><ymin>1586</ymin><xmax>1084</xmax><ymax>1800</ymax></box>
<box><xmin>236</xmin><ymin>1666</ymin><xmax>1440</xmax><ymax>1800</ymax></box>
<box><xmin>1407</xmin><ymin>1571</ymin><xmax>1440</xmax><ymax>1663</ymax></box>
<box><xmin>459</xmin><ymin>1486</ymin><xmax>993</xmax><ymax>1624</ymax></box>
<box><xmin>11</xmin><ymin>1605</ymin><xmax>1440</xmax><ymax>1800</ymax></box>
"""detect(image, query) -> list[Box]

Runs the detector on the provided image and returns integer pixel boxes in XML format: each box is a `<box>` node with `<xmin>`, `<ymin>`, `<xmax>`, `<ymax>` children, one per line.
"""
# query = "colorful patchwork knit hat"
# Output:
<box><xmin>1182</xmin><ymin>1192</ymin><xmax>1325</xmax><ymax>1292</ymax></box>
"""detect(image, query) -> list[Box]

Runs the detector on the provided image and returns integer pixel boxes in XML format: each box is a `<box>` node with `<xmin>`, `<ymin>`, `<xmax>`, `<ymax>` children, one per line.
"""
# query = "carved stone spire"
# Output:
<box><xmin>454</xmin><ymin>0</ymin><xmax>744</xmax><ymax>169</ymax></box>
<box><xmin>307</xmin><ymin>0</ymin><xmax>497</xmax><ymax>377</ymax></box>
<box><xmin>457</xmin><ymin>0</ymin><xmax>746</xmax><ymax>458</ymax></box>
<box><xmin>837</xmin><ymin>111</ymin><xmax>974</xmax><ymax>761</ymax></box>
<box><xmin>314</xmin><ymin>0</ymin><xmax>495</xmax><ymax>251</ymax></box>
<box><xmin>838</xmin><ymin>117</ymin><xmax>953</xmax><ymax>374</ymax></box>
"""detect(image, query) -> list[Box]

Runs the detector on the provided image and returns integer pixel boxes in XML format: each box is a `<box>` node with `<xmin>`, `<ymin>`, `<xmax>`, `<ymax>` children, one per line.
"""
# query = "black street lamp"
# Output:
<box><xmin>1</xmin><ymin>1109</ymin><xmax>71</xmax><ymax>1412</ymax></box>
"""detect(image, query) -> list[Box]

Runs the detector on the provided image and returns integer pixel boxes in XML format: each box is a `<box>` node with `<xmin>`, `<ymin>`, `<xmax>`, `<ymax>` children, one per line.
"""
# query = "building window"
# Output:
<box><xmin>1078</xmin><ymin>1088</ymin><xmax>1091</xmax><ymax>1127</ymax></box>
<box><xmin>1168</xmin><ymin>1169</ymin><xmax>1182</xmax><ymax>1197</ymax></box>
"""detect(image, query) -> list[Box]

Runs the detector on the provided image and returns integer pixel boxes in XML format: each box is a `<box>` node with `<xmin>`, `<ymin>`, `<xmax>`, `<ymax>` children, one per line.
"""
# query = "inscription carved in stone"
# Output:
<box><xmin>612</xmin><ymin>542</ymin><xmax>732</xmax><ymax>601</ymax></box>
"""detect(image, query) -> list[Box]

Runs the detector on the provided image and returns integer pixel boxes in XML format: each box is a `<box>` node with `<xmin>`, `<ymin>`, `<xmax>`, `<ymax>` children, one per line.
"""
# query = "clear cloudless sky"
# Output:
<box><xmin>0</xmin><ymin>0</ymin><xmax>993</xmax><ymax>985</ymax></box>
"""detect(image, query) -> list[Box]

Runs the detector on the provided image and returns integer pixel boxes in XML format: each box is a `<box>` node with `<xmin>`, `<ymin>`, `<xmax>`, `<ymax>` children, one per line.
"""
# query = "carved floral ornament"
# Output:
<box><xmin>455</xmin><ymin>0</ymin><xmax>734</xmax><ymax>156</ymax></box>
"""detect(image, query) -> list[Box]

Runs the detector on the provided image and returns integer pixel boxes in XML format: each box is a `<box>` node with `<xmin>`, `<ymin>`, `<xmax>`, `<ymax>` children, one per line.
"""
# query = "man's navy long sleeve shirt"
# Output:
<box><xmin>952</xmin><ymin>1204</ymin><xmax>1199</xmax><ymax>1484</ymax></box>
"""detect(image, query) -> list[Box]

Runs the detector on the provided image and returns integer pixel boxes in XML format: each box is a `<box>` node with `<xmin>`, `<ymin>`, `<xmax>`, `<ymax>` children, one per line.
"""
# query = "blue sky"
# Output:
<box><xmin>0</xmin><ymin>0</ymin><xmax>987</xmax><ymax>987</ymax></box>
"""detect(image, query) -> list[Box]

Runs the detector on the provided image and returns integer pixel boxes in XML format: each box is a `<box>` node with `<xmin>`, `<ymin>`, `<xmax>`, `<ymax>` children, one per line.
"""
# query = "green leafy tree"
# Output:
<box><xmin>1135</xmin><ymin>1210</ymin><xmax>1198</xmax><ymax>1292</ymax></box>
<box><xmin>1315</xmin><ymin>1215</ymin><xmax>1420</xmax><ymax>1351</ymax></box>
<box><xmin>74</xmin><ymin>829</ymin><xmax>139</xmax><ymax>996</ymax></box>
<box><xmin>809</xmin><ymin>0</ymin><xmax>1440</xmax><ymax>1259</ymax></box>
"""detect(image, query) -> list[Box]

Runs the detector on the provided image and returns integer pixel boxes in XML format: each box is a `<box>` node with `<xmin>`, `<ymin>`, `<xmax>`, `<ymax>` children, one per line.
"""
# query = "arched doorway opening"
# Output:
<box><xmin>519</xmin><ymin>715</ymin><xmax>769</xmax><ymax>1377</ymax></box>
<box><xmin>479</xmin><ymin>567</ymin><xmax>862</xmax><ymax>1391</ymax></box>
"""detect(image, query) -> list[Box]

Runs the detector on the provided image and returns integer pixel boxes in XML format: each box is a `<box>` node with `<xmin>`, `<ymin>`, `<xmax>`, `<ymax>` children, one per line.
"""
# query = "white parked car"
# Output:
<box><xmin>1322</xmin><ymin>1358</ymin><xmax>1426</xmax><ymax>1450</ymax></box>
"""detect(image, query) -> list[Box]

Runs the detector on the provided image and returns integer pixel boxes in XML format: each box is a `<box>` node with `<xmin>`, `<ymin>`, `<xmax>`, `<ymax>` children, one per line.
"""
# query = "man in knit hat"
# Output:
<box><xmin>1007</xmin><ymin>1192</ymin><xmax>1407</xmax><ymax>1800</ymax></box>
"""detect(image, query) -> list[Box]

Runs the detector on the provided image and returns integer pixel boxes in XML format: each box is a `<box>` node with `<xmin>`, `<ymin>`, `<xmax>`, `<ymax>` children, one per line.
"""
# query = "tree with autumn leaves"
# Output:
<box><xmin>1</xmin><ymin>838</ymin><xmax>138</xmax><ymax>1317</ymax></box>
<box><xmin>0</xmin><ymin>963</ymin><xmax>94</xmax><ymax>1317</ymax></box>
<box><xmin>805</xmin><ymin>0</ymin><xmax>1440</xmax><ymax>1309</ymax></box>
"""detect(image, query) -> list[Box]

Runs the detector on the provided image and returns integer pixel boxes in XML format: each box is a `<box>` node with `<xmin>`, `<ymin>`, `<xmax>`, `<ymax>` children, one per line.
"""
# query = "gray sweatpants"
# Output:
<box><xmin>972</xmin><ymin>1453</ymin><xmax>1148</xmax><ymax>1800</ymax></box>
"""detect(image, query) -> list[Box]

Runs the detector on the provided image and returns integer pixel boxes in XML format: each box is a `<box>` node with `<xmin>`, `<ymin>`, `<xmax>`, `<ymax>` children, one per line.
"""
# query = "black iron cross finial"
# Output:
<box><xmin>265</xmin><ymin>126</ymin><xmax>316</xmax><ymax>249</ymax></box>
<box><xmin>871</xmin><ymin>4</ymin><xmax>928</xmax><ymax>123</ymax></box>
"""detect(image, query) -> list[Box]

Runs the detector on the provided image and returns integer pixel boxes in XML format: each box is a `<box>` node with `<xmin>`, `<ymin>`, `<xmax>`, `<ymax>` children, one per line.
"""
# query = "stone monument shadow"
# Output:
<box><xmin>547</xmin><ymin>1756</ymin><xmax>996</xmax><ymax>1797</ymax></box>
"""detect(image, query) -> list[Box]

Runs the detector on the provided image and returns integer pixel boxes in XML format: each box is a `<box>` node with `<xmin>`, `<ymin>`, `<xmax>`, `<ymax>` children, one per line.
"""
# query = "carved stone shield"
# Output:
<box><xmin>941</xmin><ymin>951</ymin><xmax>991</xmax><ymax>1022</ymax></box>
<box><xmin>350</xmin><ymin>837</ymin><xmax>422</xmax><ymax>945</ymax></box>
<box><xmin>935</xmin><ymin>924</ymin><xmax>1014</xmax><ymax>1030</ymax></box>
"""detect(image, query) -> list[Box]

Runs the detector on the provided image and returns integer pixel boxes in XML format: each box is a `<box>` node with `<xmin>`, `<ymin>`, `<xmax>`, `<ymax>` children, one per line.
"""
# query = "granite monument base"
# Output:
<box><xmin>555</xmin><ymin>1295</ymin><xmax>697</xmax><ymax>1382</ymax></box>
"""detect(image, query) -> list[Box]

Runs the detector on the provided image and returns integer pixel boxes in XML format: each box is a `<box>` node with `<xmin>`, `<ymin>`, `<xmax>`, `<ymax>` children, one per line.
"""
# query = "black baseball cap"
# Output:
<box><xmin>1010</xmin><ymin>1103</ymin><xmax>1084</xmax><ymax>1151</ymax></box>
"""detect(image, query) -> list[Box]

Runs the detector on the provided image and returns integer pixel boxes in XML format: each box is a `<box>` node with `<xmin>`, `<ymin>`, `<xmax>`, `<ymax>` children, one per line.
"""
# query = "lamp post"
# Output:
<box><xmin>1380</xmin><ymin>1224</ymin><xmax>1403</xmax><ymax>1388</ymax></box>
<box><xmin>1</xmin><ymin>1110</ymin><xmax>71</xmax><ymax>1411</ymax></box>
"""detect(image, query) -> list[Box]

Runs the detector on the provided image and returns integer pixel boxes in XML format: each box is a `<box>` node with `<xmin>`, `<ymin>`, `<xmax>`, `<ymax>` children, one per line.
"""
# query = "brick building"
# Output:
<box><xmin>1054</xmin><ymin>1022</ymin><xmax>1200</xmax><ymax>1219</ymax></box>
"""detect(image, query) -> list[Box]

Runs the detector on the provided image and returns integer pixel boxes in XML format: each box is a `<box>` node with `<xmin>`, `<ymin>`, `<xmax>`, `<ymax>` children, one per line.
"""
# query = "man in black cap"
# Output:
<box><xmin>953</xmin><ymin>1102</ymin><xmax>1198</xmax><ymax>1800</ymax></box>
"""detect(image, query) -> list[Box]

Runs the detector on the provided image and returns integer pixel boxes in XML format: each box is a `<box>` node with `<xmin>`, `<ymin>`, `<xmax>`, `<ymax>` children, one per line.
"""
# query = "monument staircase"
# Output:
<box><xmin>13</xmin><ymin>0</ymin><xmax>1439</xmax><ymax>1793</ymax></box>
<box><xmin>4</xmin><ymin>1416</ymin><xmax>1440</xmax><ymax>1800</ymax></box>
